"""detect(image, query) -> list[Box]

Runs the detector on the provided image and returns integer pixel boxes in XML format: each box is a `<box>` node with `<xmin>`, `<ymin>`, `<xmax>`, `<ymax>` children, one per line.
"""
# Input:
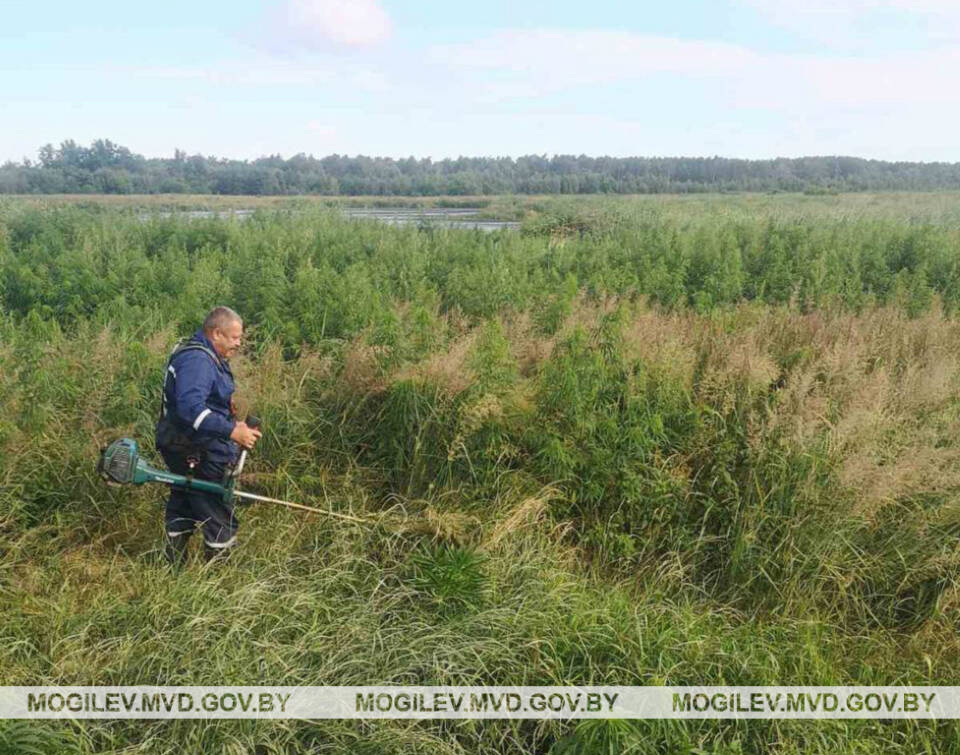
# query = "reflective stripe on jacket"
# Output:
<box><xmin>158</xmin><ymin>329</ymin><xmax>239</xmax><ymax>462</ymax></box>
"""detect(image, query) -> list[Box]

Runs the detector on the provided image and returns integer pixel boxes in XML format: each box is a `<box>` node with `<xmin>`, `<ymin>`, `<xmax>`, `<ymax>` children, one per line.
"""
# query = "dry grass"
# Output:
<box><xmin>395</xmin><ymin>331</ymin><xmax>478</xmax><ymax>398</ymax></box>
<box><xmin>481</xmin><ymin>487</ymin><xmax>559</xmax><ymax>552</ymax></box>
<box><xmin>388</xmin><ymin>504</ymin><xmax>480</xmax><ymax>544</ymax></box>
<box><xmin>497</xmin><ymin>301</ymin><xmax>960</xmax><ymax>529</ymax></box>
<box><xmin>338</xmin><ymin>341</ymin><xmax>390</xmax><ymax>396</ymax></box>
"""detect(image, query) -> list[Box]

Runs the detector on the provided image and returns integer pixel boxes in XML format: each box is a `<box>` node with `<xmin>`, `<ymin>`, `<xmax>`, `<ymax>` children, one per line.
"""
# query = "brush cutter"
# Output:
<box><xmin>96</xmin><ymin>417</ymin><xmax>369</xmax><ymax>523</ymax></box>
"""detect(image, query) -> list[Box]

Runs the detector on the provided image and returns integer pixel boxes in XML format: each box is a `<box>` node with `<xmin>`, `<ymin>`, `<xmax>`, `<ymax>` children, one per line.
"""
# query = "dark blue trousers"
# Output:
<box><xmin>159</xmin><ymin>450</ymin><xmax>238</xmax><ymax>551</ymax></box>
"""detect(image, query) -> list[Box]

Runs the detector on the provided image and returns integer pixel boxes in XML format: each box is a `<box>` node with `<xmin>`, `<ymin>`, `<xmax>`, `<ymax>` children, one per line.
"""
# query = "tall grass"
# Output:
<box><xmin>3</xmin><ymin>198</ymin><xmax>960</xmax><ymax>751</ymax></box>
<box><xmin>4</xmin><ymin>197</ymin><xmax>960</xmax><ymax>342</ymax></box>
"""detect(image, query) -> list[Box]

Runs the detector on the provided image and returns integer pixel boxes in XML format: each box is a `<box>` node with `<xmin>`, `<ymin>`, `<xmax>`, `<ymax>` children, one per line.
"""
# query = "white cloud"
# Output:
<box><xmin>432</xmin><ymin>31</ymin><xmax>761</xmax><ymax>105</ymax></box>
<box><xmin>306</xmin><ymin>121</ymin><xmax>337</xmax><ymax>137</ymax></box>
<box><xmin>266</xmin><ymin>0</ymin><xmax>392</xmax><ymax>51</ymax></box>
<box><xmin>766</xmin><ymin>49</ymin><xmax>960</xmax><ymax>107</ymax></box>
<box><xmin>433</xmin><ymin>30</ymin><xmax>758</xmax><ymax>89</ymax></box>
<box><xmin>742</xmin><ymin>0</ymin><xmax>960</xmax><ymax>41</ymax></box>
<box><xmin>432</xmin><ymin>29</ymin><xmax>960</xmax><ymax>110</ymax></box>
<box><xmin>130</xmin><ymin>60</ymin><xmax>389</xmax><ymax>91</ymax></box>
<box><xmin>747</xmin><ymin>0</ymin><xmax>960</xmax><ymax>15</ymax></box>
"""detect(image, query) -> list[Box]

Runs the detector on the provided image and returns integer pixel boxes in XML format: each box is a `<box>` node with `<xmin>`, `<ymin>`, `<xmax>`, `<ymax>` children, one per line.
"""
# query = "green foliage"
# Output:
<box><xmin>11</xmin><ymin>140</ymin><xmax>960</xmax><ymax>195</ymax></box>
<box><xmin>550</xmin><ymin>720</ymin><xmax>643</xmax><ymax>755</ymax></box>
<box><xmin>3</xmin><ymin>201</ymin><xmax>960</xmax><ymax>344</ymax></box>
<box><xmin>5</xmin><ymin>197</ymin><xmax>960</xmax><ymax>752</ymax></box>
<box><xmin>0</xmin><ymin>720</ymin><xmax>88</xmax><ymax>754</ymax></box>
<box><xmin>468</xmin><ymin>319</ymin><xmax>516</xmax><ymax>394</ymax></box>
<box><xmin>367</xmin><ymin>378</ymin><xmax>450</xmax><ymax>496</ymax></box>
<box><xmin>408</xmin><ymin>543</ymin><xmax>488</xmax><ymax>616</ymax></box>
<box><xmin>534</xmin><ymin>273</ymin><xmax>578</xmax><ymax>335</ymax></box>
<box><xmin>524</xmin><ymin>314</ymin><xmax>698</xmax><ymax>564</ymax></box>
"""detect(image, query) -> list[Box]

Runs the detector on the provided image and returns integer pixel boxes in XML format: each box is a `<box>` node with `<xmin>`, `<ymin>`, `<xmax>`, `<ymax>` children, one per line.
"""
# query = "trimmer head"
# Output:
<box><xmin>98</xmin><ymin>438</ymin><xmax>144</xmax><ymax>485</ymax></box>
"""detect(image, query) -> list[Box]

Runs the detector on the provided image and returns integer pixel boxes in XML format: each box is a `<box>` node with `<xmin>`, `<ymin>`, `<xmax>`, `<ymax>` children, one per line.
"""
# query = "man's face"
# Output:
<box><xmin>211</xmin><ymin>320</ymin><xmax>243</xmax><ymax>359</ymax></box>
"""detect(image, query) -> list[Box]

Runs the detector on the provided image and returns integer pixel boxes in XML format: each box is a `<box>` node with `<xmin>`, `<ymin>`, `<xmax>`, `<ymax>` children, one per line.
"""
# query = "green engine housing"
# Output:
<box><xmin>97</xmin><ymin>438</ymin><xmax>235</xmax><ymax>502</ymax></box>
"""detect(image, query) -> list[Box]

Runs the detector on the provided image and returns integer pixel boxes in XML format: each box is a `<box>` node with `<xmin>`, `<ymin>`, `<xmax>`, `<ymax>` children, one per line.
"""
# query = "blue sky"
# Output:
<box><xmin>2</xmin><ymin>0</ymin><xmax>959</xmax><ymax>162</ymax></box>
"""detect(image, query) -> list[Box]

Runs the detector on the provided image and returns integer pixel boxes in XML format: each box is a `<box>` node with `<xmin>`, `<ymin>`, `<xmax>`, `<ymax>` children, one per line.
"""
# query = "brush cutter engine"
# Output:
<box><xmin>97</xmin><ymin>437</ymin><xmax>230</xmax><ymax>497</ymax></box>
<box><xmin>98</xmin><ymin>438</ymin><xmax>152</xmax><ymax>485</ymax></box>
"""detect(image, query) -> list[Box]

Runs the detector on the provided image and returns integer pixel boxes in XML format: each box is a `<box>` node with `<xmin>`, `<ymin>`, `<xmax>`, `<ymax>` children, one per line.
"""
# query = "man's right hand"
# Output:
<box><xmin>230</xmin><ymin>421</ymin><xmax>263</xmax><ymax>450</ymax></box>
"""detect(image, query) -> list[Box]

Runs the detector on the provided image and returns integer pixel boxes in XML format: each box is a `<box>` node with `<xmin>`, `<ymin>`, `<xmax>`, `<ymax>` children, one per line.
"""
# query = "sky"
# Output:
<box><xmin>2</xmin><ymin>0</ymin><xmax>959</xmax><ymax>162</ymax></box>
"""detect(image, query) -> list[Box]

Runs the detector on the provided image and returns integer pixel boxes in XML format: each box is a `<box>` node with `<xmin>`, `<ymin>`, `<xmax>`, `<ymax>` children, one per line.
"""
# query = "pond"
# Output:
<box><xmin>341</xmin><ymin>208</ymin><xmax>519</xmax><ymax>232</ymax></box>
<box><xmin>139</xmin><ymin>207</ymin><xmax>520</xmax><ymax>232</ymax></box>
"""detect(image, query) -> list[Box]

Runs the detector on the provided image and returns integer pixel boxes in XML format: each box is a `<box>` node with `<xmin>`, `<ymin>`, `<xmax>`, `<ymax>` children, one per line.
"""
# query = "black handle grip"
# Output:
<box><xmin>246</xmin><ymin>415</ymin><xmax>261</xmax><ymax>430</ymax></box>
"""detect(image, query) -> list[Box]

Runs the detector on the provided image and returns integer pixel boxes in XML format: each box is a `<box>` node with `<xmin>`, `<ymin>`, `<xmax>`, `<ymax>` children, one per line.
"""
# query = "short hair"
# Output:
<box><xmin>203</xmin><ymin>306</ymin><xmax>242</xmax><ymax>335</ymax></box>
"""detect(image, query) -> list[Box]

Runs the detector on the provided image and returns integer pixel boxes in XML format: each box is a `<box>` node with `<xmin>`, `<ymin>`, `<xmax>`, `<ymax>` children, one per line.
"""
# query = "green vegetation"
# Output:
<box><xmin>3</xmin><ymin>195</ymin><xmax>960</xmax><ymax>752</ymax></box>
<box><xmin>7</xmin><ymin>138</ymin><xmax>960</xmax><ymax>195</ymax></box>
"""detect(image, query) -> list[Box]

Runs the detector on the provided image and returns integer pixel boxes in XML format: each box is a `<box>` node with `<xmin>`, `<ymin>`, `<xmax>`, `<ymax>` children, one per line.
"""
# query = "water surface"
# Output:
<box><xmin>140</xmin><ymin>206</ymin><xmax>519</xmax><ymax>232</ymax></box>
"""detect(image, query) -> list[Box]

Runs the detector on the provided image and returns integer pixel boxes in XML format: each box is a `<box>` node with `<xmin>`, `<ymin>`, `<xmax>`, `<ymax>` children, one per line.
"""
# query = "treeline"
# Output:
<box><xmin>4</xmin><ymin>139</ymin><xmax>960</xmax><ymax>195</ymax></box>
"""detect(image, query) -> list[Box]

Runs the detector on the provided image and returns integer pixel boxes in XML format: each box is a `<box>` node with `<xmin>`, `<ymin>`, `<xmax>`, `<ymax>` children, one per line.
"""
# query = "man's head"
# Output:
<box><xmin>203</xmin><ymin>306</ymin><xmax>243</xmax><ymax>359</ymax></box>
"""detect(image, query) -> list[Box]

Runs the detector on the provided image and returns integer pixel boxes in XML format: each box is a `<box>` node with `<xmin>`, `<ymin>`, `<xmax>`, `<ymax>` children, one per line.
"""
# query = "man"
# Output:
<box><xmin>155</xmin><ymin>306</ymin><xmax>262</xmax><ymax>565</ymax></box>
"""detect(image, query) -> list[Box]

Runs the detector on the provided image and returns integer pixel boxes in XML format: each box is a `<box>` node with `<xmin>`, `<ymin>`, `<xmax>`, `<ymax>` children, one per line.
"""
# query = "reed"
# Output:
<box><xmin>3</xmin><ymin>197</ymin><xmax>960</xmax><ymax>751</ymax></box>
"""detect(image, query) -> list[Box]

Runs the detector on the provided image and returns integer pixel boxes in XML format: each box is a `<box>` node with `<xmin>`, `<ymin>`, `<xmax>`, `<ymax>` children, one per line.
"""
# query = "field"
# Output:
<box><xmin>3</xmin><ymin>193</ymin><xmax>960</xmax><ymax>752</ymax></box>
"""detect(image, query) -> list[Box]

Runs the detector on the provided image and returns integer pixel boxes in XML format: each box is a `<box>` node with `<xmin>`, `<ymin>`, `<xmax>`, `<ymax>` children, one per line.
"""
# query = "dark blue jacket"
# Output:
<box><xmin>157</xmin><ymin>329</ymin><xmax>239</xmax><ymax>463</ymax></box>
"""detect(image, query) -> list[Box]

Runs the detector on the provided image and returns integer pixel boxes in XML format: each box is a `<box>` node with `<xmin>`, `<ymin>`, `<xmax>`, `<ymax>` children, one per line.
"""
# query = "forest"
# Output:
<box><xmin>6</xmin><ymin>139</ymin><xmax>960</xmax><ymax>195</ymax></box>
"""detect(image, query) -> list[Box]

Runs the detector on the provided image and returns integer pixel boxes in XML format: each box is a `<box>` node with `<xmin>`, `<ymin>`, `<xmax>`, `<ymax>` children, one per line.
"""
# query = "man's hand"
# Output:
<box><xmin>230</xmin><ymin>421</ymin><xmax>262</xmax><ymax>450</ymax></box>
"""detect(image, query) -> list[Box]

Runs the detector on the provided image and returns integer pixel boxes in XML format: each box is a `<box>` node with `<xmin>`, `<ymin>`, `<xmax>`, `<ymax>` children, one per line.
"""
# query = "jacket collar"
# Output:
<box><xmin>192</xmin><ymin>329</ymin><xmax>229</xmax><ymax>367</ymax></box>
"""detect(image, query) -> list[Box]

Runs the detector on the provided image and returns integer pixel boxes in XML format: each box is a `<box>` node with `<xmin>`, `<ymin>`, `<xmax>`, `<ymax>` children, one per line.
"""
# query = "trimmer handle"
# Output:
<box><xmin>230</xmin><ymin>415</ymin><xmax>261</xmax><ymax>486</ymax></box>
